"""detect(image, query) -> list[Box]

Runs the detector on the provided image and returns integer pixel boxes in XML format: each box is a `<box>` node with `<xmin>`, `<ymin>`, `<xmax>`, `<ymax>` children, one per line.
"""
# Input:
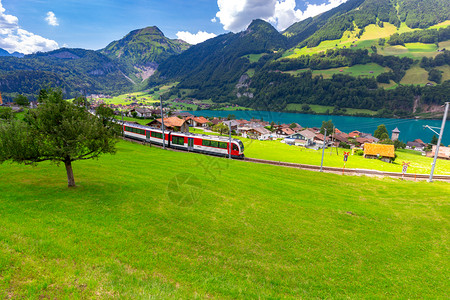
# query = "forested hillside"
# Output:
<box><xmin>0</xmin><ymin>48</ymin><xmax>133</xmax><ymax>101</ymax></box>
<box><xmin>101</xmin><ymin>26</ymin><xmax>190</xmax><ymax>66</ymax></box>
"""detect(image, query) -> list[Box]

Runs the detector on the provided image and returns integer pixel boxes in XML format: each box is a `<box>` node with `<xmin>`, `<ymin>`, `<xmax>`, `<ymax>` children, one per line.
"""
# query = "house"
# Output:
<box><xmin>348</xmin><ymin>130</ymin><xmax>361</xmax><ymax>138</ymax></box>
<box><xmin>426</xmin><ymin>145</ymin><xmax>450</xmax><ymax>159</ymax></box>
<box><xmin>275</xmin><ymin>127</ymin><xmax>295</xmax><ymax>137</ymax></box>
<box><xmin>187</xmin><ymin>116</ymin><xmax>210</xmax><ymax>127</ymax></box>
<box><xmin>284</xmin><ymin>130</ymin><xmax>316</xmax><ymax>147</ymax></box>
<box><xmin>314</xmin><ymin>133</ymin><xmax>327</xmax><ymax>146</ymax></box>
<box><xmin>240</xmin><ymin>126</ymin><xmax>271</xmax><ymax>140</ymax></box>
<box><xmin>363</xmin><ymin>144</ymin><xmax>395</xmax><ymax>163</ymax></box>
<box><xmin>147</xmin><ymin>117</ymin><xmax>189</xmax><ymax>133</ymax></box>
<box><xmin>135</xmin><ymin>108</ymin><xmax>153</xmax><ymax>118</ymax></box>
<box><xmin>406</xmin><ymin>141</ymin><xmax>425</xmax><ymax>151</ymax></box>
<box><xmin>172</xmin><ymin>112</ymin><xmax>194</xmax><ymax>119</ymax></box>
<box><xmin>359</xmin><ymin>133</ymin><xmax>379</xmax><ymax>143</ymax></box>
<box><xmin>355</xmin><ymin>137</ymin><xmax>374</xmax><ymax>146</ymax></box>
<box><xmin>222</xmin><ymin>120</ymin><xmax>240</xmax><ymax>131</ymax></box>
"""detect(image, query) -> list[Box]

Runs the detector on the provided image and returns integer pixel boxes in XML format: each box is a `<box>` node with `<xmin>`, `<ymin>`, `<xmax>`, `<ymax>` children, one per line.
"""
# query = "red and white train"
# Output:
<box><xmin>123</xmin><ymin>122</ymin><xmax>245</xmax><ymax>158</ymax></box>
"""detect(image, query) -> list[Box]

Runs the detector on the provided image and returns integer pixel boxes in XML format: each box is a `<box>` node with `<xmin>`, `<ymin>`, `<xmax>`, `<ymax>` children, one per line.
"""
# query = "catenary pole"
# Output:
<box><xmin>160</xmin><ymin>96</ymin><xmax>166</xmax><ymax>150</ymax></box>
<box><xmin>428</xmin><ymin>102</ymin><xmax>449</xmax><ymax>182</ymax></box>
<box><xmin>320</xmin><ymin>128</ymin><xmax>327</xmax><ymax>172</ymax></box>
<box><xmin>229</xmin><ymin>122</ymin><xmax>232</xmax><ymax>159</ymax></box>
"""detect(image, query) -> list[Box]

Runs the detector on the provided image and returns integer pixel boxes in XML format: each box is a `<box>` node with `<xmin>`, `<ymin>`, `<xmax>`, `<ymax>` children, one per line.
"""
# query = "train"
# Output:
<box><xmin>123</xmin><ymin>122</ymin><xmax>245</xmax><ymax>158</ymax></box>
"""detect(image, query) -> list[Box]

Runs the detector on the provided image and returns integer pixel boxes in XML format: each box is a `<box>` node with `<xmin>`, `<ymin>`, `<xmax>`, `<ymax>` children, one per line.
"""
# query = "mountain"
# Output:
<box><xmin>0</xmin><ymin>48</ymin><xmax>24</xmax><ymax>58</ymax></box>
<box><xmin>100</xmin><ymin>26</ymin><xmax>190</xmax><ymax>79</ymax></box>
<box><xmin>284</xmin><ymin>0</ymin><xmax>450</xmax><ymax>49</ymax></box>
<box><xmin>0</xmin><ymin>48</ymin><xmax>134</xmax><ymax>101</ymax></box>
<box><xmin>155</xmin><ymin>19</ymin><xmax>287</xmax><ymax>101</ymax></box>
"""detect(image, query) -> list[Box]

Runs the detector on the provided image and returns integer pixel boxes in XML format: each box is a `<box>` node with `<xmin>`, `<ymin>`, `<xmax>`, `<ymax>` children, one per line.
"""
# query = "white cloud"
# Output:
<box><xmin>216</xmin><ymin>0</ymin><xmax>348</xmax><ymax>32</ymax></box>
<box><xmin>45</xmin><ymin>11</ymin><xmax>59</xmax><ymax>26</ymax></box>
<box><xmin>0</xmin><ymin>1</ymin><xmax>58</xmax><ymax>54</ymax></box>
<box><xmin>176</xmin><ymin>31</ymin><xmax>217</xmax><ymax>45</ymax></box>
<box><xmin>211</xmin><ymin>17</ymin><xmax>217</xmax><ymax>23</ymax></box>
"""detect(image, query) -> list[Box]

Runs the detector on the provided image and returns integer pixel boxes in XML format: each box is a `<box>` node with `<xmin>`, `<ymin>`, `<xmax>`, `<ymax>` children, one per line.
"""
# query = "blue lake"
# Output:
<box><xmin>187</xmin><ymin>110</ymin><xmax>450</xmax><ymax>145</ymax></box>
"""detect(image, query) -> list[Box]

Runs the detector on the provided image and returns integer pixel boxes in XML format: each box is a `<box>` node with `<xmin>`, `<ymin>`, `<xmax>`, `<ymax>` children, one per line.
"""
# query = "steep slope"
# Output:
<box><xmin>101</xmin><ymin>26</ymin><xmax>190</xmax><ymax>66</ymax></box>
<box><xmin>0</xmin><ymin>48</ymin><xmax>134</xmax><ymax>101</ymax></box>
<box><xmin>155</xmin><ymin>19</ymin><xmax>287</xmax><ymax>101</ymax></box>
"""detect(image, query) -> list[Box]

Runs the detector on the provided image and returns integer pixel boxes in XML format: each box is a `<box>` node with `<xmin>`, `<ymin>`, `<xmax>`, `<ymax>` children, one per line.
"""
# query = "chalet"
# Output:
<box><xmin>222</xmin><ymin>120</ymin><xmax>240</xmax><ymax>131</ymax></box>
<box><xmin>135</xmin><ymin>108</ymin><xmax>153</xmax><ymax>118</ymax></box>
<box><xmin>348</xmin><ymin>130</ymin><xmax>361</xmax><ymax>138</ymax></box>
<box><xmin>187</xmin><ymin>116</ymin><xmax>210</xmax><ymax>127</ymax></box>
<box><xmin>147</xmin><ymin>117</ymin><xmax>189</xmax><ymax>133</ymax></box>
<box><xmin>359</xmin><ymin>133</ymin><xmax>379</xmax><ymax>143</ymax></box>
<box><xmin>314</xmin><ymin>133</ymin><xmax>327</xmax><ymax>146</ymax></box>
<box><xmin>406</xmin><ymin>141</ymin><xmax>426</xmax><ymax>151</ymax></box>
<box><xmin>363</xmin><ymin>144</ymin><xmax>395</xmax><ymax>163</ymax></box>
<box><xmin>275</xmin><ymin>127</ymin><xmax>295</xmax><ymax>137</ymax></box>
<box><xmin>355</xmin><ymin>137</ymin><xmax>374</xmax><ymax>146</ymax></box>
<box><xmin>240</xmin><ymin>126</ymin><xmax>271</xmax><ymax>140</ymax></box>
<box><xmin>284</xmin><ymin>130</ymin><xmax>316</xmax><ymax>147</ymax></box>
<box><xmin>426</xmin><ymin>145</ymin><xmax>450</xmax><ymax>160</ymax></box>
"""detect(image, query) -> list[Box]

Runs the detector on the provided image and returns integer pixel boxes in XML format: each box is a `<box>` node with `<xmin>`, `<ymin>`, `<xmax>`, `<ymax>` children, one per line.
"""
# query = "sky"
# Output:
<box><xmin>0</xmin><ymin>0</ymin><xmax>348</xmax><ymax>54</ymax></box>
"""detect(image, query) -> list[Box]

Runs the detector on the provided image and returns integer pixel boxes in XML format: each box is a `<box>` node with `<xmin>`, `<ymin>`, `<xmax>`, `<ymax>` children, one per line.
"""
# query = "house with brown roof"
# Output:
<box><xmin>275</xmin><ymin>127</ymin><xmax>294</xmax><ymax>137</ymax></box>
<box><xmin>363</xmin><ymin>144</ymin><xmax>395</xmax><ymax>162</ymax></box>
<box><xmin>147</xmin><ymin>117</ymin><xmax>189</xmax><ymax>133</ymax></box>
<box><xmin>349</xmin><ymin>130</ymin><xmax>361</xmax><ymax>138</ymax></box>
<box><xmin>186</xmin><ymin>116</ymin><xmax>210</xmax><ymax>127</ymax></box>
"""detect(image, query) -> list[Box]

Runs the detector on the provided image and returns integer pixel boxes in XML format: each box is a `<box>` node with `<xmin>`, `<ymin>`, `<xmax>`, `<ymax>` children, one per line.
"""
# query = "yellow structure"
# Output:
<box><xmin>0</xmin><ymin>92</ymin><xmax>3</xmax><ymax>105</ymax></box>
<box><xmin>364</xmin><ymin>143</ymin><xmax>395</xmax><ymax>162</ymax></box>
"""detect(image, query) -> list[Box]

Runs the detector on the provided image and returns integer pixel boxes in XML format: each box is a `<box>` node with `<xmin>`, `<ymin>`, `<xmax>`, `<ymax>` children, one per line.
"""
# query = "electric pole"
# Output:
<box><xmin>425</xmin><ymin>102</ymin><xmax>449</xmax><ymax>182</ymax></box>
<box><xmin>320</xmin><ymin>128</ymin><xmax>327</xmax><ymax>172</ymax></box>
<box><xmin>160</xmin><ymin>95</ymin><xmax>166</xmax><ymax>150</ymax></box>
<box><xmin>228</xmin><ymin>122</ymin><xmax>232</xmax><ymax>159</ymax></box>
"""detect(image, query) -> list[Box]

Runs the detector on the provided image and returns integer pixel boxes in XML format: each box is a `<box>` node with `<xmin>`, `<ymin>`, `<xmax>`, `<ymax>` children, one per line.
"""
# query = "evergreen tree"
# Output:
<box><xmin>374</xmin><ymin>124</ymin><xmax>388</xmax><ymax>139</ymax></box>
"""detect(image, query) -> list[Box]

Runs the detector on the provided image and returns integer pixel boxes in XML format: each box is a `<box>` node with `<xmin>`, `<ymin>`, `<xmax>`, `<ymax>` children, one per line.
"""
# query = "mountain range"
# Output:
<box><xmin>0</xmin><ymin>0</ymin><xmax>449</xmax><ymax>117</ymax></box>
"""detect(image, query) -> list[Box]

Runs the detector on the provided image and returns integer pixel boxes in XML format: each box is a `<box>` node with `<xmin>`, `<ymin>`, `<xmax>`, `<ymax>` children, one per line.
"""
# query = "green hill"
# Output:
<box><xmin>0</xmin><ymin>48</ymin><xmax>134</xmax><ymax>101</ymax></box>
<box><xmin>101</xmin><ymin>26</ymin><xmax>190</xmax><ymax>66</ymax></box>
<box><xmin>1</xmin><ymin>141</ymin><xmax>448</xmax><ymax>298</ymax></box>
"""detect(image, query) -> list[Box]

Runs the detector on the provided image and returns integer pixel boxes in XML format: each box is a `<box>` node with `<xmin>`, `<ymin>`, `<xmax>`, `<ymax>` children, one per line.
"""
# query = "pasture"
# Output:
<box><xmin>0</xmin><ymin>140</ymin><xmax>449</xmax><ymax>298</ymax></box>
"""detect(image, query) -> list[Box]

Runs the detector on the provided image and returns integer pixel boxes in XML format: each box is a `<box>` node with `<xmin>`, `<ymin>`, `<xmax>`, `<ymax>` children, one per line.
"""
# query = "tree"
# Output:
<box><xmin>289</xmin><ymin>123</ymin><xmax>297</xmax><ymax>129</ymax></box>
<box><xmin>430</xmin><ymin>134</ymin><xmax>438</xmax><ymax>145</ymax></box>
<box><xmin>320</xmin><ymin>120</ymin><xmax>334</xmax><ymax>135</ymax></box>
<box><xmin>227</xmin><ymin>114</ymin><xmax>236</xmax><ymax>120</ymax></box>
<box><xmin>0</xmin><ymin>107</ymin><xmax>14</xmax><ymax>121</ymax></box>
<box><xmin>0</xmin><ymin>89</ymin><xmax>117</xmax><ymax>187</ymax></box>
<box><xmin>73</xmin><ymin>96</ymin><xmax>90</xmax><ymax>108</ymax></box>
<box><xmin>14</xmin><ymin>94</ymin><xmax>29</xmax><ymax>107</ymax></box>
<box><xmin>374</xmin><ymin>124</ymin><xmax>388</xmax><ymax>139</ymax></box>
<box><xmin>212</xmin><ymin>122</ymin><xmax>229</xmax><ymax>135</ymax></box>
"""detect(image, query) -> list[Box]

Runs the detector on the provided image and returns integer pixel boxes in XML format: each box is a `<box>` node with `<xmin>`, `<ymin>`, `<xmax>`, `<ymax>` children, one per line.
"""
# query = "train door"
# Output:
<box><xmin>188</xmin><ymin>138</ymin><xmax>194</xmax><ymax>151</ymax></box>
<box><xmin>146</xmin><ymin>130</ymin><xmax>150</xmax><ymax>143</ymax></box>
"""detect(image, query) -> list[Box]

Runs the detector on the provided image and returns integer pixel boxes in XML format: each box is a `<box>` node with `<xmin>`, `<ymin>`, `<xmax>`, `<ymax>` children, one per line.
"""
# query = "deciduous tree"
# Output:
<box><xmin>0</xmin><ymin>89</ymin><xmax>117</xmax><ymax>187</ymax></box>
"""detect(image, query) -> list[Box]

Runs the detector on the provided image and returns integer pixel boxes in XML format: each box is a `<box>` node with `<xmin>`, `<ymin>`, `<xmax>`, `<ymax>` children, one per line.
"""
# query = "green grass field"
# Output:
<box><xmin>400</xmin><ymin>65</ymin><xmax>430</xmax><ymax>85</ymax></box>
<box><xmin>0</xmin><ymin>140</ymin><xmax>449</xmax><ymax>298</ymax></box>
<box><xmin>241</xmin><ymin>139</ymin><xmax>450</xmax><ymax>175</ymax></box>
<box><xmin>285</xmin><ymin>103</ymin><xmax>378</xmax><ymax>116</ymax></box>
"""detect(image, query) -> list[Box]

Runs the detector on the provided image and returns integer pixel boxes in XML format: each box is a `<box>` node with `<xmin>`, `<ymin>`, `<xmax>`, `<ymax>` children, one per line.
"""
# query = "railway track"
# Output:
<box><xmin>122</xmin><ymin>137</ymin><xmax>450</xmax><ymax>182</ymax></box>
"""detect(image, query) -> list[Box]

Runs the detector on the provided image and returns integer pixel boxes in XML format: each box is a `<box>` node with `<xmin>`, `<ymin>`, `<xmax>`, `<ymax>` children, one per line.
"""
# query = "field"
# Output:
<box><xmin>379</xmin><ymin>43</ymin><xmax>439</xmax><ymax>59</ymax></box>
<box><xmin>285</xmin><ymin>103</ymin><xmax>378</xmax><ymax>116</ymax></box>
<box><xmin>285</xmin><ymin>63</ymin><xmax>389</xmax><ymax>79</ymax></box>
<box><xmin>241</xmin><ymin>139</ymin><xmax>450</xmax><ymax>175</ymax></box>
<box><xmin>0</xmin><ymin>140</ymin><xmax>449</xmax><ymax>298</ymax></box>
<box><xmin>400</xmin><ymin>65</ymin><xmax>430</xmax><ymax>85</ymax></box>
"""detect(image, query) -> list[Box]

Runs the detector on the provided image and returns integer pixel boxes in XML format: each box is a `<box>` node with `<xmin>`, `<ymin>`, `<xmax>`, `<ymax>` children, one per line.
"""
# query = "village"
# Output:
<box><xmin>1</xmin><ymin>93</ymin><xmax>449</xmax><ymax>162</ymax></box>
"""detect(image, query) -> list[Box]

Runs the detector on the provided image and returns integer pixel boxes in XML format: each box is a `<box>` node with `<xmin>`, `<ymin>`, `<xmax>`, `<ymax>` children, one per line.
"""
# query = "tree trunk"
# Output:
<box><xmin>64</xmin><ymin>159</ymin><xmax>76</xmax><ymax>187</ymax></box>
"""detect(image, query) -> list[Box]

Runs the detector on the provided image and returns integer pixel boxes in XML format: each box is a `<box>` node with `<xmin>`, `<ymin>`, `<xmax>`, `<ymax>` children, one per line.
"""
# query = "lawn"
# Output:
<box><xmin>0</xmin><ymin>140</ymin><xmax>449</xmax><ymax>298</ymax></box>
<box><xmin>312</xmin><ymin>63</ymin><xmax>390</xmax><ymax>79</ymax></box>
<box><xmin>241</xmin><ymin>139</ymin><xmax>450</xmax><ymax>175</ymax></box>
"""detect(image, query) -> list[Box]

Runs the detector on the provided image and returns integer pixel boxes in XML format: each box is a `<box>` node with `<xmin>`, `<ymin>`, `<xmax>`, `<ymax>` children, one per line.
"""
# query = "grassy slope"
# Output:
<box><xmin>0</xmin><ymin>141</ymin><xmax>449</xmax><ymax>298</ymax></box>
<box><xmin>400</xmin><ymin>65</ymin><xmax>430</xmax><ymax>85</ymax></box>
<box><xmin>241</xmin><ymin>139</ymin><xmax>450</xmax><ymax>175</ymax></box>
<box><xmin>285</xmin><ymin>103</ymin><xmax>377</xmax><ymax>115</ymax></box>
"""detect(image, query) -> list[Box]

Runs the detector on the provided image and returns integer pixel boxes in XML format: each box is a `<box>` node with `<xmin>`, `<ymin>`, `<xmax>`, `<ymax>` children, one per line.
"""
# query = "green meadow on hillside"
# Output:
<box><xmin>0</xmin><ymin>141</ymin><xmax>449</xmax><ymax>298</ymax></box>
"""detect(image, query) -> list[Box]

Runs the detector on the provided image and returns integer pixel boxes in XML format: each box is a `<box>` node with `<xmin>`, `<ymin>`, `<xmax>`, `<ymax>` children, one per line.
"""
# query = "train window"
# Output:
<box><xmin>219</xmin><ymin>142</ymin><xmax>228</xmax><ymax>149</ymax></box>
<box><xmin>151</xmin><ymin>132</ymin><xmax>162</xmax><ymax>138</ymax></box>
<box><xmin>202</xmin><ymin>140</ymin><xmax>210</xmax><ymax>146</ymax></box>
<box><xmin>172</xmin><ymin>136</ymin><xmax>184</xmax><ymax>145</ymax></box>
<box><xmin>233</xmin><ymin>144</ymin><xmax>239</xmax><ymax>151</ymax></box>
<box><xmin>210</xmin><ymin>141</ymin><xmax>218</xmax><ymax>148</ymax></box>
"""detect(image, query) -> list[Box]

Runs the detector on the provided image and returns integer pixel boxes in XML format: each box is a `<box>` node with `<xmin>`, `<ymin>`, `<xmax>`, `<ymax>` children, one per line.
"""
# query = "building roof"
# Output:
<box><xmin>392</xmin><ymin>127</ymin><xmax>400</xmax><ymax>133</ymax></box>
<box><xmin>407</xmin><ymin>141</ymin><xmax>425</xmax><ymax>148</ymax></box>
<box><xmin>298</xmin><ymin>129</ymin><xmax>316</xmax><ymax>140</ymax></box>
<box><xmin>152</xmin><ymin>117</ymin><xmax>186</xmax><ymax>128</ymax></box>
<box><xmin>364</xmin><ymin>144</ymin><xmax>395</xmax><ymax>158</ymax></box>
<box><xmin>413</xmin><ymin>139</ymin><xmax>426</xmax><ymax>146</ymax></box>
<box><xmin>254</xmin><ymin>127</ymin><xmax>271</xmax><ymax>135</ymax></box>
<box><xmin>314</xmin><ymin>133</ymin><xmax>325</xmax><ymax>141</ymax></box>
<box><xmin>281</xmin><ymin>128</ymin><xmax>295</xmax><ymax>135</ymax></box>
<box><xmin>193</xmin><ymin>116</ymin><xmax>210</xmax><ymax>124</ymax></box>
<box><xmin>355</xmin><ymin>137</ymin><xmax>373</xmax><ymax>144</ymax></box>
